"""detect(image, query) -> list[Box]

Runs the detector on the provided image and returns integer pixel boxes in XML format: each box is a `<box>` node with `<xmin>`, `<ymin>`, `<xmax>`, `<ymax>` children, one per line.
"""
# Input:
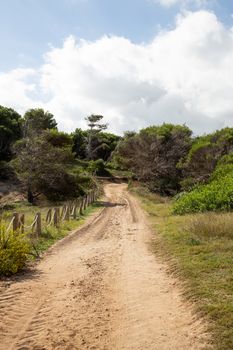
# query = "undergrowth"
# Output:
<box><xmin>0</xmin><ymin>223</ymin><xmax>30</xmax><ymax>275</ymax></box>
<box><xmin>174</xmin><ymin>156</ymin><xmax>233</xmax><ymax>214</ymax></box>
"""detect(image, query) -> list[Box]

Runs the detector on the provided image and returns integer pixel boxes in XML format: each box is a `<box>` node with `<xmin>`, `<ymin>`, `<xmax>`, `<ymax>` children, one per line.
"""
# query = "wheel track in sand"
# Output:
<box><xmin>0</xmin><ymin>183</ymin><xmax>211</xmax><ymax>350</ymax></box>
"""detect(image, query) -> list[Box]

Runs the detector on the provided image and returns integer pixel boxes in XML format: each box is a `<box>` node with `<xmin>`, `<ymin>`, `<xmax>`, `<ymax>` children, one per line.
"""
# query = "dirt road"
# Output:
<box><xmin>0</xmin><ymin>183</ymin><xmax>210</xmax><ymax>350</ymax></box>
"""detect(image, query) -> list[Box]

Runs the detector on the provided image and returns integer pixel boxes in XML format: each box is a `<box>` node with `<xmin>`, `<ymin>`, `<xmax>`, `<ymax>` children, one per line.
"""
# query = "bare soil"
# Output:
<box><xmin>0</xmin><ymin>183</ymin><xmax>210</xmax><ymax>350</ymax></box>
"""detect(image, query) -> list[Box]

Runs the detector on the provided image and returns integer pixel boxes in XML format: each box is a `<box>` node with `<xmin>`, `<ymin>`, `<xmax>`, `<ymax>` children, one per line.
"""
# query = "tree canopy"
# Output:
<box><xmin>115</xmin><ymin>123</ymin><xmax>192</xmax><ymax>194</ymax></box>
<box><xmin>23</xmin><ymin>108</ymin><xmax>57</xmax><ymax>137</ymax></box>
<box><xmin>0</xmin><ymin>105</ymin><xmax>22</xmax><ymax>161</ymax></box>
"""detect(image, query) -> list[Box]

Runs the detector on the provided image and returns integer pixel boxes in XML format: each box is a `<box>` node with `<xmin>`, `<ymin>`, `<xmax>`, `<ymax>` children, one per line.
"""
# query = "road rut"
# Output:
<box><xmin>0</xmin><ymin>183</ymin><xmax>210</xmax><ymax>349</ymax></box>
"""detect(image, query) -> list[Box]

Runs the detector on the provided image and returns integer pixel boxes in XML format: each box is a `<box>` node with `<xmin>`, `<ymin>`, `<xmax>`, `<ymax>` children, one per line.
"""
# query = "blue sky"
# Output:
<box><xmin>1</xmin><ymin>0</ymin><xmax>233</xmax><ymax>134</ymax></box>
<box><xmin>1</xmin><ymin>0</ymin><xmax>232</xmax><ymax>71</ymax></box>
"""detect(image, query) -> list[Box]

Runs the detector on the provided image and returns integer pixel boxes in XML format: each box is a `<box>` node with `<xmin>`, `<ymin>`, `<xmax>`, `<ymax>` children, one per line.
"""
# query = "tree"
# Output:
<box><xmin>23</xmin><ymin>108</ymin><xmax>57</xmax><ymax>137</ymax></box>
<box><xmin>90</xmin><ymin>132</ymin><xmax>121</xmax><ymax>161</ymax></box>
<box><xmin>0</xmin><ymin>105</ymin><xmax>22</xmax><ymax>161</ymax></box>
<box><xmin>44</xmin><ymin>129</ymin><xmax>72</xmax><ymax>149</ymax></box>
<box><xmin>85</xmin><ymin>115</ymin><xmax>108</xmax><ymax>160</ymax></box>
<box><xmin>12</xmin><ymin>133</ymin><xmax>77</xmax><ymax>203</ymax></box>
<box><xmin>72</xmin><ymin>128</ymin><xmax>88</xmax><ymax>159</ymax></box>
<box><xmin>115</xmin><ymin>124</ymin><xmax>192</xmax><ymax>194</ymax></box>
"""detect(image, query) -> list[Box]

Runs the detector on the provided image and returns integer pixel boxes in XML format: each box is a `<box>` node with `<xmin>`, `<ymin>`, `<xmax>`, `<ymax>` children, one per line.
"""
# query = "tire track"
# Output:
<box><xmin>0</xmin><ymin>183</ymin><xmax>210</xmax><ymax>350</ymax></box>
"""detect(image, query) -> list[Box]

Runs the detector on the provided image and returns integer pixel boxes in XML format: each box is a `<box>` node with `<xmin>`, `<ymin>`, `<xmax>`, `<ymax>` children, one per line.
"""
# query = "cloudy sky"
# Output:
<box><xmin>0</xmin><ymin>0</ymin><xmax>233</xmax><ymax>134</ymax></box>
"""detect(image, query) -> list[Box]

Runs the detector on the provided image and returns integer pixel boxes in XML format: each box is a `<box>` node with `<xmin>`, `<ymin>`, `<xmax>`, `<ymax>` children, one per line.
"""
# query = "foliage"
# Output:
<box><xmin>0</xmin><ymin>223</ymin><xmax>30</xmax><ymax>275</ymax></box>
<box><xmin>72</xmin><ymin>128</ymin><xmax>88</xmax><ymax>159</ymax></box>
<box><xmin>23</xmin><ymin>108</ymin><xmax>57</xmax><ymax>137</ymax></box>
<box><xmin>44</xmin><ymin>129</ymin><xmax>72</xmax><ymax>148</ymax></box>
<box><xmin>85</xmin><ymin>114</ymin><xmax>108</xmax><ymax>160</ymax></box>
<box><xmin>0</xmin><ymin>105</ymin><xmax>22</xmax><ymax>161</ymax></box>
<box><xmin>174</xmin><ymin>150</ymin><xmax>233</xmax><ymax>214</ymax></box>
<box><xmin>173</xmin><ymin>175</ymin><xmax>233</xmax><ymax>214</ymax></box>
<box><xmin>87</xmin><ymin>159</ymin><xmax>111</xmax><ymax>176</ymax></box>
<box><xmin>12</xmin><ymin>132</ymin><xmax>79</xmax><ymax>203</ymax></box>
<box><xmin>115</xmin><ymin>123</ymin><xmax>192</xmax><ymax>194</ymax></box>
<box><xmin>179</xmin><ymin>128</ymin><xmax>233</xmax><ymax>189</ymax></box>
<box><xmin>0</xmin><ymin>161</ymin><xmax>16</xmax><ymax>180</ymax></box>
<box><xmin>72</xmin><ymin>126</ymin><xmax>120</xmax><ymax>162</ymax></box>
<box><xmin>90</xmin><ymin>132</ymin><xmax>121</xmax><ymax>161</ymax></box>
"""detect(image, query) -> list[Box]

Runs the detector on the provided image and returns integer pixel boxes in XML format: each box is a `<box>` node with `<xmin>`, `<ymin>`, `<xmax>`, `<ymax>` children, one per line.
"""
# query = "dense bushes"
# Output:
<box><xmin>115</xmin><ymin>123</ymin><xmax>192</xmax><ymax>195</ymax></box>
<box><xmin>179</xmin><ymin>128</ymin><xmax>233</xmax><ymax>189</ymax></box>
<box><xmin>0</xmin><ymin>224</ymin><xmax>30</xmax><ymax>275</ymax></box>
<box><xmin>174</xmin><ymin>151</ymin><xmax>233</xmax><ymax>214</ymax></box>
<box><xmin>0</xmin><ymin>161</ymin><xmax>16</xmax><ymax>181</ymax></box>
<box><xmin>173</xmin><ymin>176</ymin><xmax>233</xmax><ymax>214</ymax></box>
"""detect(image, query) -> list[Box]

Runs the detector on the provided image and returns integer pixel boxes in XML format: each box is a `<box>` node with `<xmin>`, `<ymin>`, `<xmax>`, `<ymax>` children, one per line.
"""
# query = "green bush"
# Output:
<box><xmin>173</xmin><ymin>152</ymin><xmax>233</xmax><ymax>215</ymax></box>
<box><xmin>0</xmin><ymin>223</ymin><xmax>30</xmax><ymax>276</ymax></box>
<box><xmin>87</xmin><ymin>159</ymin><xmax>111</xmax><ymax>176</ymax></box>
<box><xmin>0</xmin><ymin>161</ymin><xmax>16</xmax><ymax>180</ymax></box>
<box><xmin>173</xmin><ymin>175</ymin><xmax>233</xmax><ymax>214</ymax></box>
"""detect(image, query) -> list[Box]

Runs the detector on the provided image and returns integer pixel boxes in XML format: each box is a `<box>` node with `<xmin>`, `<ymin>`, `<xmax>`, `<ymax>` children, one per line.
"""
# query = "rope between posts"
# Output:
<box><xmin>19</xmin><ymin>215</ymin><xmax>38</xmax><ymax>229</ymax></box>
<box><xmin>44</xmin><ymin>216</ymin><xmax>53</xmax><ymax>228</ymax></box>
<box><xmin>5</xmin><ymin>217</ymin><xmax>14</xmax><ymax>234</ymax></box>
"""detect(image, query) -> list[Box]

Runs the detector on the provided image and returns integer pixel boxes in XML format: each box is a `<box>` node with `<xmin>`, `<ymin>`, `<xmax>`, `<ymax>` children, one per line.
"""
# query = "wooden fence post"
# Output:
<box><xmin>72</xmin><ymin>204</ymin><xmax>77</xmax><ymax>219</ymax></box>
<box><xmin>53</xmin><ymin>208</ymin><xmax>59</xmax><ymax>227</ymax></box>
<box><xmin>83</xmin><ymin>195</ymin><xmax>87</xmax><ymax>211</ymax></box>
<box><xmin>46</xmin><ymin>208</ymin><xmax>52</xmax><ymax>224</ymax></box>
<box><xmin>79</xmin><ymin>198</ymin><xmax>84</xmax><ymax>215</ymax></box>
<box><xmin>13</xmin><ymin>213</ymin><xmax>19</xmax><ymax>232</ymax></box>
<box><xmin>61</xmin><ymin>205</ymin><xmax>66</xmax><ymax>220</ymax></box>
<box><xmin>19</xmin><ymin>214</ymin><xmax>25</xmax><ymax>234</ymax></box>
<box><xmin>64</xmin><ymin>205</ymin><xmax>70</xmax><ymax>221</ymax></box>
<box><xmin>35</xmin><ymin>213</ymin><xmax>42</xmax><ymax>236</ymax></box>
<box><xmin>57</xmin><ymin>207</ymin><xmax>60</xmax><ymax>221</ymax></box>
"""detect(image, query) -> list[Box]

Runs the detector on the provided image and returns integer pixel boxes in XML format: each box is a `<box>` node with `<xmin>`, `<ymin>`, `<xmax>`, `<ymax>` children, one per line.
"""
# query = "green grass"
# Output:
<box><xmin>132</xmin><ymin>187</ymin><xmax>233</xmax><ymax>350</ymax></box>
<box><xmin>1</xmin><ymin>201</ymin><xmax>103</xmax><ymax>266</ymax></box>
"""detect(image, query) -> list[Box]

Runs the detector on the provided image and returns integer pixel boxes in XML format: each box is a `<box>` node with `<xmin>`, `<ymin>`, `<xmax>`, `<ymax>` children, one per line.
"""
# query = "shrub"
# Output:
<box><xmin>173</xmin><ymin>175</ymin><xmax>233</xmax><ymax>214</ymax></box>
<box><xmin>87</xmin><ymin>159</ymin><xmax>111</xmax><ymax>176</ymax></box>
<box><xmin>0</xmin><ymin>161</ymin><xmax>16</xmax><ymax>180</ymax></box>
<box><xmin>0</xmin><ymin>223</ymin><xmax>30</xmax><ymax>276</ymax></box>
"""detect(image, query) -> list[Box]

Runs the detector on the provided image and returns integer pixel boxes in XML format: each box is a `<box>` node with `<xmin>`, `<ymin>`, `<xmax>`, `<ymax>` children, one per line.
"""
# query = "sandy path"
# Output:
<box><xmin>0</xmin><ymin>183</ymin><xmax>210</xmax><ymax>350</ymax></box>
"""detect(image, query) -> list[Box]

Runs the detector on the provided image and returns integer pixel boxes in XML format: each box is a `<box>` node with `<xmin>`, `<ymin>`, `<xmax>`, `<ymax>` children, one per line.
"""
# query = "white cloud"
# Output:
<box><xmin>0</xmin><ymin>10</ymin><xmax>233</xmax><ymax>135</ymax></box>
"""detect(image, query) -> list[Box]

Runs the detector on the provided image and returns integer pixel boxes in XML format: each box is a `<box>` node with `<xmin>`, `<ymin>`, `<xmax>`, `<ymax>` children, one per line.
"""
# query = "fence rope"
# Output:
<box><xmin>2</xmin><ymin>189</ymin><xmax>98</xmax><ymax>236</ymax></box>
<box><xmin>18</xmin><ymin>215</ymin><xmax>37</xmax><ymax>230</ymax></box>
<box><xmin>5</xmin><ymin>217</ymin><xmax>15</xmax><ymax>234</ymax></box>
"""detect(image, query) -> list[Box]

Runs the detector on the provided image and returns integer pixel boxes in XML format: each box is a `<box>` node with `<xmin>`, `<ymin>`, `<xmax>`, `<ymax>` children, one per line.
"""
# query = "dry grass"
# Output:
<box><xmin>187</xmin><ymin>212</ymin><xmax>233</xmax><ymax>239</ymax></box>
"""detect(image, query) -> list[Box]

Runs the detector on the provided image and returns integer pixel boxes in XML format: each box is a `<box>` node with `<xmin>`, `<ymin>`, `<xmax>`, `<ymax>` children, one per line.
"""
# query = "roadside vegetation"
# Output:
<box><xmin>0</xmin><ymin>106</ymin><xmax>115</xmax><ymax>275</ymax></box>
<box><xmin>131</xmin><ymin>183</ymin><xmax>233</xmax><ymax>350</ymax></box>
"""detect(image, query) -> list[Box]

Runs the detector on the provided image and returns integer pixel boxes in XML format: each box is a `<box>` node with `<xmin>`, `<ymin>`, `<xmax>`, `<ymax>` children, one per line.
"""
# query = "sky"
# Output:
<box><xmin>0</xmin><ymin>0</ymin><xmax>233</xmax><ymax>134</ymax></box>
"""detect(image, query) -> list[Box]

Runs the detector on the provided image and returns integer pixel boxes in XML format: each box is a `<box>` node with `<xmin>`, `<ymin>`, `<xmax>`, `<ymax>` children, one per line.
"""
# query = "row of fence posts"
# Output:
<box><xmin>10</xmin><ymin>190</ymin><xmax>98</xmax><ymax>237</ymax></box>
